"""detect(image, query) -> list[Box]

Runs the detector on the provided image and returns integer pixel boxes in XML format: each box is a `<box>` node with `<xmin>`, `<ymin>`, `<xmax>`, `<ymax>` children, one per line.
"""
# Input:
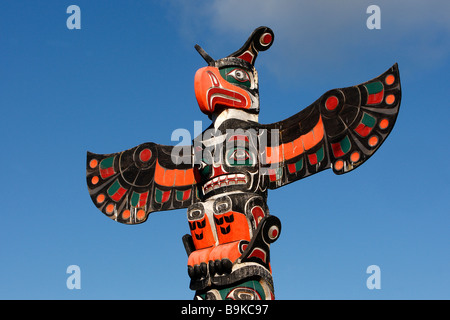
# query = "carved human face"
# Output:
<box><xmin>194</xmin><ymin>127</ymin><xmax>261</xmax><ymax>199</ymax></box>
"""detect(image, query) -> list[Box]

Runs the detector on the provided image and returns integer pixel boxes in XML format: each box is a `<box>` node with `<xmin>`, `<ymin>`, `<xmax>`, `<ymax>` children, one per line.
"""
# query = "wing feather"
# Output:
<box><xmin>86</xmin><ymin>142</ymin><xmax>199</xmax><ymax>224</ymax></box>
<box><xmin>260</xmin><ymin>63</ymin><xmax>401</xmax><ymax>189</ymax></box>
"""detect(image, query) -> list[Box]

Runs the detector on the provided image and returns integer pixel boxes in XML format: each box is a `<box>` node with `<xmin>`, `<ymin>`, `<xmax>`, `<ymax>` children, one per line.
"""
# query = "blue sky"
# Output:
<box><xmin>0</xmin><ymin>0</ymin><xmax>448</xmax><ymax>299</ymax></box>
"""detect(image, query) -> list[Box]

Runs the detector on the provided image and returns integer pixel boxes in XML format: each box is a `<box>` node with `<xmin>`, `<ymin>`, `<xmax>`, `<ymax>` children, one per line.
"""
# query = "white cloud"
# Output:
<box><xmin>166</xmin><ymin>0</ymin><xmax>449</xmax><ymax>87</ymax></box>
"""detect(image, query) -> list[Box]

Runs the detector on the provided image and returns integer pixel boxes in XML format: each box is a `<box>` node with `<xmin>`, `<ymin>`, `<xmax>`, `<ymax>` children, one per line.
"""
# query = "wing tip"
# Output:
<box><xmin>389</xmin><ymin>63</ymin><xmax>400</xmax><ymax>81</ymax></box>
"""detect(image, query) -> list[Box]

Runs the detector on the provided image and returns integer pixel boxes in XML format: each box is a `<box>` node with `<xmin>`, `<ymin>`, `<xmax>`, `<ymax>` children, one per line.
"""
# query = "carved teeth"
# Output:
<box><xmin>202</xmin><ymin>174</ymin><xmax>248</xmax><ymax>194</ymax></box>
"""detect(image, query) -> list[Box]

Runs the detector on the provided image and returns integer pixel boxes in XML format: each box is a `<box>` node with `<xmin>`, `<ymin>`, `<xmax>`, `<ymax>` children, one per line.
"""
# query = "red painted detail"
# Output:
<box><xmin>251</xmin><ymin>206</ymin><xmax>265</xmax><ymax>227</ymax></box>
<box><xmin>228</xmin><ymin>135</ymin><xmax>249</xmax><ymax>142</ymax></box>
<box><xmin>207</xmin><ymin>71</ymin><xmax>220</xmax><ymax>87</ymax></box>
<box><xmin>331</xmin><ymin>142</ymin><xmax>345</xmax><ymax>158</ymax></box>
<box><xmin>268</xmin><ymin>169</ymin><xmax>278</xmax><ymax>182</ymax></box>
<box><xmin>100</xmin><ymin>167</ymin><xmax>115</xmax><ymax>179</ymax></box>
<box><xmin>308</xmin><ymin>153</ymin><xmax>318</xmax><ymax>165</ymax></box>
<box><xmin>325</xmin><ymin>96</ymin><xmax>339</xmax><ymax>111</ymax></box>
<box><xmin>207</xmin><ymin>87</ymin><xmax>248</xmax><ymax>110</ymax></box>
<box><xmin>238</xmin><ymin>51</ymin><xmax>254</xmax><ymax>63</ymax></box>
<box><xmin>161</xmin><ymin>190</ymin><xmax>170</xmax><ymax>203</ymax></box>
<box><xmin>138</xmin><ymin>192</ymin><xmax>149</xmax><ymax>207</ymax></box>
<box><xmin>367</xmin><ymin>91</ymin><xmax>384</xmax><ymax>104</ymax></box>
<box><xmin>354</xmin><ymin>123</ymin><xmax>373</xmax><ymax>137</ymax></box>
<box><xmin>211</xmin><ymin>164</ymin><xmax>227</xmax><ymax>178</ymax></box>
<box><xmin>287</xmin><ymin>163</ymin><xmax>297</xmax><ymax>174</ymax></box>
<box><xmin>248</xmin><ymin>248</ymin><xmax>267</xmax><ymax>263</ymax></box>
<box><xmin>271</xmin><ymin>228</ymin><xmax>278</xmax><ymax>239</ymax></box>
<box><xmin>181</xmin><ymin>189</ymin><xmax>191</xmax><ymax>201</ymax></box>
<box><xmin>139</xmin><ymin>148</ymin><xmax>152</xmax><ymax>162</ymax></box>
<box><xmin>261</xmin><ymin>33</ymin><xmax>273</xmax><ymax>45</ymax></box>
<box><xmin>111</xmin><ymin>187</ymin><xmax>127</xmax><ymax>201</ymax></box>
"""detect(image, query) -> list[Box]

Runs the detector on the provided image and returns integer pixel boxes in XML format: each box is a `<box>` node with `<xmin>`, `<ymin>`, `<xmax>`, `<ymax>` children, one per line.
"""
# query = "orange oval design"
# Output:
<box><xmin>137</xmin><ymin>209</ymin><xmax>146</xmax><ymax>220</ymax></box>
<box><xmin>122</xmin><ymin>210</ymin><xmax>131</xmax><ymax>220</ymax></box>
<box><xmin>91</xmin><ymin>176</ymin><xmax>99</xmax><ymax>185</ymax></box>
<box><xmin>334</xmin><ymin>160</ymin><xmax>344</xmax><ymax>171</ymax></box>
<box><xmin>350</xmin><ymin>151</ymin><xmax>360</xmax><ymax>163</ymax></box>
<box><xmin>368</xmin><ymin>136</ymin><xmax>379</xmax><ymax>147</ymax></box>
<box><xmin>106</xmin><ymin>204</ymin><xmax>114</xmax><ymax>214</ymax></box>
<box><xmin>379</xmin><ymin>118</ymin><xmax>389</xmax><ymax>130</ymax></box>
<box><xmin>386</xmin><ymin>94</ymin><xmax>395</xmax><ymax>105</ymax></box>
<box><xmin>385</xmin><ymin>74</ymin><xmax>395</xmax><ymax>85</ymax></box>
<box><xmin>89</xmin><ymin>159</ymin><xmax>98</xmax><ymax>168</ymax></box>
<box><xmin>96</xmin><ymin>194</ymin><xmax>105</xmax><ymax>204</ymax></box>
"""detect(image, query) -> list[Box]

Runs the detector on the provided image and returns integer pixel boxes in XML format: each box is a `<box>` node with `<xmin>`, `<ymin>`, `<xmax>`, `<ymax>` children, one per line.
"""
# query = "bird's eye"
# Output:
<box><xmin>219</xmin><ymin>67</ymin><xmax>252</xmax><ymax>88</ymax></box>
<box><xmin>227</xmin><ymin>69</ymin><xmax>250</xmax><ymax>82</ymax></box>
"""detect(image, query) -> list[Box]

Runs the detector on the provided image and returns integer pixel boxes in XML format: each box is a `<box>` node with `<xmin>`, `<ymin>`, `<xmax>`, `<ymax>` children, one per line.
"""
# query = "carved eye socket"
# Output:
<box><xmin>226</xmin><ymin>147</ymin><xmax>254</xmax><ymax>166</ymax></box>
<box><xmin>213</xmin><ymin>195</ymin><xmax>232</xmax><ymax>214</ymax></box>
<box><xmin>219</xmin><ymin>67</ymin><xmax>252</xmax><ymax>88</ymax></box>
<box><xmin>227</xmin><ymin>68</ymin><xmax>250</xmax><ymax>82</ymax></box>
<box><xmin>232</xmin><ymin>148</ymin><xmax>249</xmax><ymax>161</ymax></box>
<box><xmin>188</xmin><ymin>203</ymin><xmax>205</xmax><ymax>220</ymax></box>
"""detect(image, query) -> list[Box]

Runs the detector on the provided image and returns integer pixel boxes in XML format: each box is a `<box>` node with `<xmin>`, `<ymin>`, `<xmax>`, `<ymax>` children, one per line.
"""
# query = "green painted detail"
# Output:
<box><xmin>340</xmin><ymin>136</ymin><xmax>351</xmax><ymax>154</ymax></box>
<box><xmin>365</xmin><ymin>81</ymin><xmax>383</xmax><ymax>94</ymax></box>
<box><xmin>196</xmin><ymin>279</ymin><xmax>267</xmax><ymax>300</ymax></box>
<box><xmin>361</xmin><ymin>112</ymin><xmax>376</xmax><ymax>128</ymax></box>
<box><xmin>131</xmin><ymin>191</ymin><xmax>140</xmax><ymax>207</ymax></box>
<box><xmin>175</xmin><ymin>190</ymin><xmax>184</xmax><ymax>202</ymax></box>
<box><xmin>227</xmin><ymin>147</ymin><xmax>254</xmax><ymax>166</ymax></box>
<box><xmin>295</xmin><ymin>159</ymin><xmax>303</xmax><ymax>171</ymax></box>
<box><xmin>219</xmin><ymin>67</ymin><xmax>251</xmax><ymax>88</ymax></box>
<box><xmin>100</xmin><ymin>156</ymin><xmax>114</xmax><ymax>169</ymax></box>
<box><xmin>155</xmin><ymin>188</ymin><xmax>163</xmax><ymax>203</ymax></box>
<box><xmin>316</xmin><ymin>146</ymin><xmax>325</xmax><ymax>163</ymax></box>
<box><xmin>209</xmin><ymin>280</ymin><xmax>266</xmax><ymax>300</ymax></box>
<box><xmin>107</xmin><ymin>180</ymin><xmax>120</xmax><ymax>196</ymax></box>
<box><xmin>200</xmin><ymin>163</ymin><xmax>211</xmax><ymax>177</ymax></box>
<box><xmin>155</xmin><ymin>188</ymin><xmax>170</xmax><ymax>203</ymax></box>
<box><xmin>219</xmin><ymin>280</ymin><xmax>266</xmax><ymax>300</ymax></box>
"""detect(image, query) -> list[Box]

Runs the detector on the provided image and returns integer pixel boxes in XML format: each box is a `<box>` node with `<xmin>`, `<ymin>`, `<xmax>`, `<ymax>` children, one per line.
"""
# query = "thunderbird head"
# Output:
<box><xmin>194</xmin><ymin>26</ymin><xmax>274</xmax><ymax>117</ymax></box>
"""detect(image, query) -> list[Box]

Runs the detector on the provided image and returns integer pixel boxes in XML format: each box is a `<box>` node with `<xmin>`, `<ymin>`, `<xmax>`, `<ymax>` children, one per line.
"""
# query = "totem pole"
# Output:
<box><xmin>86</xmin><ymin>27</ymin><xmax>401</xmax><ymax>299</ymax></box>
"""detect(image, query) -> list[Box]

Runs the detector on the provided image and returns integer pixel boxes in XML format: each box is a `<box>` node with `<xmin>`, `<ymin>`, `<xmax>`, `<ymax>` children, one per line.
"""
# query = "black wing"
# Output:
<box><xmin>259</xmin><ymin>63</ymin><xmax>401</xmax><ymax>189</ymax></box>
<box><xmin>86</xmin><ymin>142</ymin><xmax>199</xmax><ymax>224</ymax></box>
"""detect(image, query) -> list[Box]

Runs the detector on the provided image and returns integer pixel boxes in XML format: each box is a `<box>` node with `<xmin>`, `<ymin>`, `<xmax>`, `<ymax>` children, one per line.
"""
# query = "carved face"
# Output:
<box><xmin>194</xmin><ymin>59</ymin><xmax>259</xmax><ymax>116</ymax></box>
<box><xmin>194</xmin><ymin>127</ymin><xmax>261</xmax><ymax>199</ymax></box>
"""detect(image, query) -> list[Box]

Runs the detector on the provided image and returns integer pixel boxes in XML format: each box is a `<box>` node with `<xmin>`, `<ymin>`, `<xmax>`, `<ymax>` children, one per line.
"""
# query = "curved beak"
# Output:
<box><xmin>194</xmin><ymin>66</ymin><xmax>251</xmax><ymax>116</ymax></box>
